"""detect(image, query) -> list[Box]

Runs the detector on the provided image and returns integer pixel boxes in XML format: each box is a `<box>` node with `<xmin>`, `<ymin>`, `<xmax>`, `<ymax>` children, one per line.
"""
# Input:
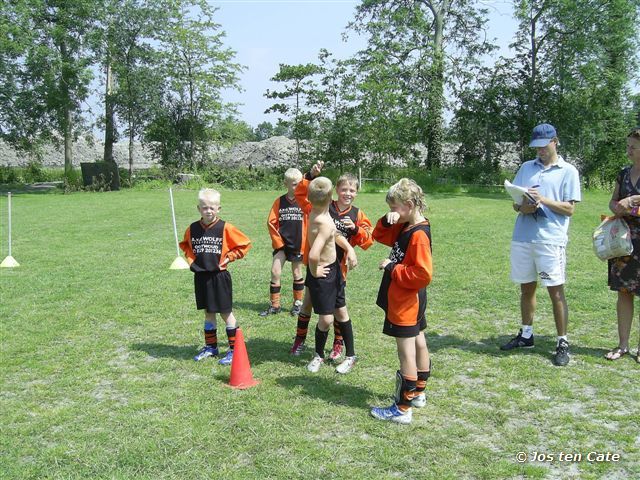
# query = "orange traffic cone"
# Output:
<box><xmin>227</xmin><ymin>328</ymin><xmax>259</xmax><ymax>389</ymax></box>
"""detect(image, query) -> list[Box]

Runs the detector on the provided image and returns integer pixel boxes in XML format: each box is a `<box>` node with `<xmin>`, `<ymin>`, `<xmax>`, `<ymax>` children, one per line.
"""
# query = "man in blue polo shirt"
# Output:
<box><xmin>500</xmin><ymin>124</ymin><xmax>581</xmax><ymax>366</ymax></box>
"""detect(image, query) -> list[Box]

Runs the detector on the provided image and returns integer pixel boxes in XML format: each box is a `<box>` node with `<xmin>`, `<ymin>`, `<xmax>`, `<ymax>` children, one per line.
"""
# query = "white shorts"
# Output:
<box><xmin>510</xmin><ymin>241</ymin><xmax>566</xmax><ymax>287</ymax></box>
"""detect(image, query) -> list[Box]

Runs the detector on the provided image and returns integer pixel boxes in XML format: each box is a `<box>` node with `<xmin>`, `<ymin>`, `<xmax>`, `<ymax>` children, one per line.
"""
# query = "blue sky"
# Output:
<box><xmin>213</xmin><ymin>0</ymin><xmax>519</xmax><ymax>128</ymax></box>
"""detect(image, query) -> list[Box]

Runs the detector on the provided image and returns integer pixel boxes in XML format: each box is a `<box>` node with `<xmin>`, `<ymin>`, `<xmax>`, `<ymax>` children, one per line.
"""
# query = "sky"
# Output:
<box><xmin>212</xmin><ymin>0</ymin><xmax>520</xmax><ymax>128</ymax></box>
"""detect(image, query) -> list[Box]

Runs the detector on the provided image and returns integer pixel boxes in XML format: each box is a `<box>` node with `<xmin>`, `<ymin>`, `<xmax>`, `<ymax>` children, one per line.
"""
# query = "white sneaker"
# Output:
<box><xmin>335</xmin><ymin>355</ymin><xmax>357</xmax><ymax>374</ymax></box>
<box><xmin>411</xmin><ymin>392</ymin><xmax>426</xmax><ymax>408</ymax></box>
<box><xmin>307</xmin><ymin>353</ymin><xmax>324</xmax><ymax>373</ymax></box>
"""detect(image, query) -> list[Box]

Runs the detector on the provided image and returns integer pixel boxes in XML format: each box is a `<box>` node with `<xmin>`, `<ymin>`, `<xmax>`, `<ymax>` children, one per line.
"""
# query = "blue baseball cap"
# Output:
<box><xmin>529</xmin><ymin>123</ymin><xmax>557</xmax><ymax>147</ymax></box>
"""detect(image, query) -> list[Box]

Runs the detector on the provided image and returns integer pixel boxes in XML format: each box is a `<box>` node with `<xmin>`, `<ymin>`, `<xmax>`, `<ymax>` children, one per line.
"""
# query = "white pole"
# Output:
<box><xmin>169</xmin><ymin>187</ymin><xmax>181</xmax><ymax>257</ymax></box>
<box><xmin>8</xmin><ymin>192</ymin><xmax>12</xmax><ymax>257</ymax></box>
<box><xmin>359</xmin><ymin>167</ymin><xmax>362</xmax><ymax>189</ymax></box>
<box><xmin>168</xmin><ymin>188</ymin><xmax>190</xmax><ymax>270</ymax></box>
<box><xmin>1</xmin><ymin>191</ymin><xmax>19</xmax><ymax>267</ymax></box>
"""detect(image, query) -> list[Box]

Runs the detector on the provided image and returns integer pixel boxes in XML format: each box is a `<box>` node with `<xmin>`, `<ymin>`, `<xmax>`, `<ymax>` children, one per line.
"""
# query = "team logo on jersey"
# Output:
<box><xmin>192</xmin><ymin>236</ymin><xmax>222</xmax><ymax>255</ymax></box>
<box><xmin>389</xmin><ymin>242</ymin><xmax>405</xmax><ymax>264</ymax></box>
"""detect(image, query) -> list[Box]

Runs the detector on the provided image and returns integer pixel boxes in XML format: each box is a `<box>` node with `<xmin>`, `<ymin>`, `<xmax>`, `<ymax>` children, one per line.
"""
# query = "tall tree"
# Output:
<box><xmin>264</xmin><ymin>63</ymin><xmax>322</xmax><ymax>161</ymax></box>
<box><xmin>311</xmin><ymin>49</ymin><xmax>362</xmax><ymax>172</ymax></box>
<box><xmin>350</xmin><ymin>0</ymin><xmax>494</xmax><ymax>169</ymax></box>
<box><xmin>1</xmin><ymin>0</ymin><xmax>98</xmax><ymax>177</ymax></box>
<box><xmin>154</xmin><ymin>0</ymin><xmax>243</xmax><ymax>171</ymax></box>
<box><xmin>511</xmin><ymin>0</ymin><xmax>639</xmax><ymax>180</ymax></box>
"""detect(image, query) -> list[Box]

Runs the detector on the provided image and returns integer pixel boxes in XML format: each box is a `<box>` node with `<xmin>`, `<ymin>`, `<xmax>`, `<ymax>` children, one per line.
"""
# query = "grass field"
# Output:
<box><xmin>1</xmin><ymin>187</ymin><xmax>638</xmax><ymax>479</ymax></box>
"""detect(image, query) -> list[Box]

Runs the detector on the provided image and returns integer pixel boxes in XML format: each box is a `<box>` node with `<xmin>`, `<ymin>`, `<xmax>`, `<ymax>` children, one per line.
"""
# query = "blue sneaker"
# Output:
<box><xmin>193</xmin><ymin>346</ymin><xmax>218</xmax><ymax>361</ymax></box>
<box><xmin>218</xmin><ymin>350</ymin><xmax>234</xmax><ymax>365</ymax></box>
<box><xmin>370</xmin><ymin>403</ymin><xmax>412</xmax><ymax>424</ymax></box>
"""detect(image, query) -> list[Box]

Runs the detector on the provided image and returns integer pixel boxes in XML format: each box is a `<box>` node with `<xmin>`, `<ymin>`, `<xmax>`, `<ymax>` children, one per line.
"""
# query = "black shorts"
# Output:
<box><xmin>273</xmin><ymin>247</ymin><xmax>303</xmax><ymax>263</ymax></box>
<box><xmin>305</xmin><ymin>261</ymin><xmax>346</xmax><ymax>315</ymax></box>
<box><xmin>382</xmin><ymin>316</ymin><xmax>427</xmax><ymax>338</ymax></box>
<box><xmin>194</xmin><ymin>270</ymin><xmax>233</xmax><ymax>314</ymax></box>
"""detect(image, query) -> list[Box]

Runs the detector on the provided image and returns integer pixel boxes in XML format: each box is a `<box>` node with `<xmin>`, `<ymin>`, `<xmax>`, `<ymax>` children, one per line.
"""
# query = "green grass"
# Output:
<box><xmin>1</xmin><ymin>188</ymin><xmax>638</xmax><ymax>479</ymax></box>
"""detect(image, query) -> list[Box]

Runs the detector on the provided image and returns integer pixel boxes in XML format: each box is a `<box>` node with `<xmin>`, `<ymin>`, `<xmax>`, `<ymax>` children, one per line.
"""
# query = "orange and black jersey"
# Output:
<box><xmin>330</xmin><ymin>202</ymin><xmax>373</xmax><ymax>278</ymax></box>
<box><xmin>179</xmin><ymin>218</ymin><xmax>251</xmax><ymax>273</ymax></box>
<box><xmin>295</xmin><ymin>176</ymin><xmax>374</xmax><ymax>278</ymax></box>
<box><xmin>374</xmin><ymin>218</ymin><xmax>433</xmax><ymax>327</ymax></box>
<box><xmin>267</xmin><ymin>194</ymin><xmax>305</xmax><ymax>254</ymax></box>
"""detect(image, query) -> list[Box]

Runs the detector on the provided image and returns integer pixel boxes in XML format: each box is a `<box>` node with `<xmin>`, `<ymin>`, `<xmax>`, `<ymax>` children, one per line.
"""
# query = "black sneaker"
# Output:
<box><xmin>259</xmin><ymin>306</ymin><xmax>281</xmax><ymax>317</ymax></box>
<box><xmin>553</xmin><ymin>339</ymin><xmax>570</xmax><ymax>366</ymax></box>
<box><xmin>500</xmin><ymin>329</ymin><xmax>534</xmax><ymax>350</ymax></box>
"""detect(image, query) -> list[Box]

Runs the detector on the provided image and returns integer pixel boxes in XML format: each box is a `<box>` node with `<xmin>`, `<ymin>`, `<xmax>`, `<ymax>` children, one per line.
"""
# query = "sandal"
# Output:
<box><xmin>604</xmin><ymin>347</ymin><xmax>629</xmax><ymax>361</ymax></box>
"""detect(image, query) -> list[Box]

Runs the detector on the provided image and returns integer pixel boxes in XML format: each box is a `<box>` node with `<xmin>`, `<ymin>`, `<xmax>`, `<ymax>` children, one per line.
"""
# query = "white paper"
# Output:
<box><xmin>504</xmin><ymin>180</ymin><xmax>536</xmax><ymax>205</ymax></box>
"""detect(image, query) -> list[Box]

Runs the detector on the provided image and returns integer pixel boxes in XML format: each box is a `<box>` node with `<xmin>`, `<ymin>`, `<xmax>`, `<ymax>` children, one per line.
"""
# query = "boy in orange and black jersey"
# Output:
<box><xmin>370</xmin><ymin>178</ymin><xmax>433</xmax><ymax>425</ymax></box>
<box><xmin>179</xmin><ymin>188</ymin><xmax>252</xmax><ymax>366</ymax></box>
<box><xmin>260</xmin><ymin>168</ymin><xmax>306</xmax><ymax>317</ymax></box>
<box><xmin>290</xmin><ymin>161</ymin><xmax>372</xmax><ymax>361</ymax></box>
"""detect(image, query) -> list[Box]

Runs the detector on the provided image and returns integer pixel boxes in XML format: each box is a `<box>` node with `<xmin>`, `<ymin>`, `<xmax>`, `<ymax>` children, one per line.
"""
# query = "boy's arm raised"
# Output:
<box><xmin>372</xmin><ymin>215</ymin><xmax>404</xmax><ymax>247</ymax></box>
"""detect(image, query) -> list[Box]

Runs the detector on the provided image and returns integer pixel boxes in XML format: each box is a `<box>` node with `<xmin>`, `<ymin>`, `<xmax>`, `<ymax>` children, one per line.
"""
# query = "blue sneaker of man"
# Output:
<box><xmin>193</xmin><ymin>346</ymin><xmax>218</xmax><ymax>362</ymax></box>
<box><xmin>218</xmin><ymin>350</ymin><xmax>234</xmax><ymax>365</ymax></box>
<box><xmin>370</xmin><ymin>403</ymin><xmax>412</xmax><ymax>424</ymax></box>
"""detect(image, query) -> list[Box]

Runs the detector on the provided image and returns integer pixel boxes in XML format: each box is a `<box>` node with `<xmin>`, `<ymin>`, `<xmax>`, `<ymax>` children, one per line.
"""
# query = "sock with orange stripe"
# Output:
<box><xmin>293</xmin><ymin>278</ymin><xmax>304</xmax><ymax>303</ymax></box>
<box><xmin>204</xmin><ymin>322</ymin><xmax>218</xmax><ymax>350</ymax></box>
<box><xmin>416</xmin><ymin>359</ymin><xmax>432</xmax><ymax>394</ymax></box>
<box><xmin>295</xmin><ymin>312</ymin><xmax>311</xmax><ymax>342</ymax></box>
<box><xmin>333</xmin><ymin>321</ymin><xmax>344</xmax><ymax>347</ymax></box>
<box><xmin>226</xmin><ymin>327</ymin><xmax>237</xmax><ymax>351</ymax></box>
<box><xmin>269</xmin><ymin>283</ymin><xmax>281</xmax><ymax>309</ymax></box>
<box><xmin>397</xmin><ymin>373</ymin><xmax>417</xmax><ymax>412</ymax></box>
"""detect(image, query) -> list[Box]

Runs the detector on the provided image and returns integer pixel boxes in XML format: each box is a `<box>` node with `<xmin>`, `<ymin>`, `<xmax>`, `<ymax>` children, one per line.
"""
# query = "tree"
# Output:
<box><xmin>265</xmin><ymin>63</ymin><xmax>322</xmax><ymax>161</ymax></box>
<box><xmin>310</xmin><ymin>49</ymin><xmax>363</xmax><ymax>172</ymax></box>
<box><xmin>104</xmin><ymin>0</ymin><xmax>167</xmax><ymax>176</ymax></box>
<box><xmin>511</xmin><ymin>0</ymin><xmax>639</xmax><ymax>182</ymax></box>
<box><xmin>349</xmin><ymin>0</ymin><xmax>494</xmax><ymax>170</ymax></box>
<box><xmin>153</xmin><ymin>0</ymin><xmax>243</xmax><ymax>171</ymax></box>
<box><xmin>1</xmin><ymin>0</ymin><xmax>98</xmax><ymax>178</ymax></box>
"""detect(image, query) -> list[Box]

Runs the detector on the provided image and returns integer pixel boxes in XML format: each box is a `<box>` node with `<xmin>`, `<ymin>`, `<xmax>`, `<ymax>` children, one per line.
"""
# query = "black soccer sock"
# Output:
<box><xmin>338</xmin><ymin>319</ymin><xmax>354</xmax><ymax>357</ymax></box>
<box><xmin>315</xmin><ymin>325</ymin><xmax>329</xmax><ymax>358</ymax></box>
<box><xmin>398</xmin><ymin>374</ymin><xmax>417</xmax><ymax>412</ymax></box>
<box><xmin>226</xmin><ymin>327</ymin><xmax>237</xmax><ymax>351</ymax></box>
<box><xmin>269</xmin><ymin>283</ymin><xmax>281</xmax><ymax>308</ymax></box>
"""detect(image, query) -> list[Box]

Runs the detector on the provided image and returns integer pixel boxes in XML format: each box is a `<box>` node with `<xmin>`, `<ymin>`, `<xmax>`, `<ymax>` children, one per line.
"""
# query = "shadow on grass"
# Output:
<box><xmin>427</xmin><ymin>333</ymin><xmax>605</xmax><ymax>360</ymax></box>
<box><xmin>233</xmin><ymin>301</ymin><xmax>273</xmax><ymax>315</ymax></box>
<box><xmin>130</xmin><ymin>342</ymin><xmax>195</xmax><ymax>361</ymax></box>
<box><xmin>130</xmin><ymin>336</ymin><xmax>299</xmax><ymax>366</ymax></box>
<box><xmin>275</xmin><ymin>375</ymin><xmax>375</xmax><ymax>409</ymax></box>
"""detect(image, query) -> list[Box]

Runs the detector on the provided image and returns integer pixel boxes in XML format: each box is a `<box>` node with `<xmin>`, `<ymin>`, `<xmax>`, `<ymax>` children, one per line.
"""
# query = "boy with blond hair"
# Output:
<box><xmin>305</xmin><ymin>177</ymin><xmax>357</xmax><ymax>374</ymax></box>
<box><xmin>260</xmin><ymin>168</ymin><xmax>306</xmax><ymax>317</ymax></box>
<box><xmin>179</xmin><ymin>188</ymin><xmax>252</xmax><ymax>366</ymax></box>
<box><xmin>291</xmin><ymin>161</ymin><xmax>373</xmax><ymax>362</ymax></box>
